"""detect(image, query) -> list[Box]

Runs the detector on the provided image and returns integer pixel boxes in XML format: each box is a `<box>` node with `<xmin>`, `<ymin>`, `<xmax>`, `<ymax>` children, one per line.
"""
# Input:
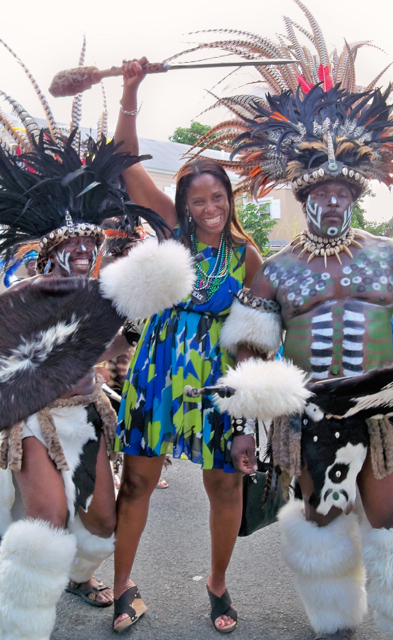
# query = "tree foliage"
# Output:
<box><xmin>236</xmin><ymin>202</ymin><xmax>277</xmax><ymax>254</ymax></box>
<box><xmin>351</xmin><ymin>189</ymin><xmax>390</xmax><ymax>236</ymax></box>
<box><xmin>169</xmin><ymin>122</ymin><xmax>220</xmax><ymax>150</ymax></box>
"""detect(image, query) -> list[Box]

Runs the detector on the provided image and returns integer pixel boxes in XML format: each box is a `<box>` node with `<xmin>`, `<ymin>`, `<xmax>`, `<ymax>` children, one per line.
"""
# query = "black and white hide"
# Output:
<box><xmin>0</xmin><ymin>277</ymin><xmax>123</xmax><ymax>430</ymax></box>
<box><xmin>0</xmin><ymin>238</ymin><xmax>195</xmax><ymax>429</ymax></box>
<box><xmin>301</xmin><ymin>366</ymin><xmax>393</xmax><ymax>515</ymax></box>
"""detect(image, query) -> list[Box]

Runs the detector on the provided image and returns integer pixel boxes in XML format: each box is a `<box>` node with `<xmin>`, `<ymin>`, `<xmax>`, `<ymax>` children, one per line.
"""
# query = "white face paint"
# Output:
<box><xmin>56</xmin><ymin>248</ymin><xmax>72</xmax><ymax>275</ymax></box>
<box><xmin>327</xmin><ymin>226</ymin><xmax>339</xmax><ymax>236</ymax></box>
<box><xmin>341</xmin><ymin>203</ymin><xmax>353</xmax><ymax>234</ymax></box>
<box><xmin>306</xmin><ymin>194</ymin><xmax>323</xmax><ymax>230</ymax></box>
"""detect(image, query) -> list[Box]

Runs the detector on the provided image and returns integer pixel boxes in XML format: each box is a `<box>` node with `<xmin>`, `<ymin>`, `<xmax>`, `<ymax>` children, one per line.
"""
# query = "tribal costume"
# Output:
<box><xmin>189</xmin><ymin>3</ymin><xmax>393</xmax><ymax>639</ymax></box>
<box><xmin>0</xmin><ymin>40</ymin><xmax>194</xmax><ymax>640</ymax></box>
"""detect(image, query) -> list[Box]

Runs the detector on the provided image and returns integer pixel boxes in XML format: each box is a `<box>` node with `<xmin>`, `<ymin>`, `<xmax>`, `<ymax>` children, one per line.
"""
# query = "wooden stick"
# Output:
<box><xmin>49</xmin><ymin>59</ymin><xmax>295</xmax><ymax>97</ymax></box>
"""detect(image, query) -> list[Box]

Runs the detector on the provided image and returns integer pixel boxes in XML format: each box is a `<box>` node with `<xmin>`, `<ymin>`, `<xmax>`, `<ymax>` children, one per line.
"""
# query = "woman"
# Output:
<box><xmin>113</xmin><ymin>59</ymin><xmax>262</xmax><ymax>634</ymax></box>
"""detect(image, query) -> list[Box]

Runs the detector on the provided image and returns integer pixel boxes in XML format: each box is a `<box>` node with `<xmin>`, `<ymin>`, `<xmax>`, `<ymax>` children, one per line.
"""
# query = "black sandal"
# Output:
<box><xmin>207</xmin><ymin>585</ymin><xmax>238</xmax><ymax>633</ymax></box>
<box><xmin>66</xmin><ymin>579</ymin><xmax>113</xmax><ymax>608</ymax></box>
<box><xmin>113</xmin><ymin>585</ymin><xmax>147</xmax><ymax>634</ymax></box>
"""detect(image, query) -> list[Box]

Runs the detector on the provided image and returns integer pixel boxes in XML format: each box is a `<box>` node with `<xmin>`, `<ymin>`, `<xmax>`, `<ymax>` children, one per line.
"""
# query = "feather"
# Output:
<box><xmin>0</xmin><ymin>109</ymin><xmax>30</xmax><ymax>152</ymax></box>
<box><xmin>293</xmin><ymin>0</ymin><xmax>329</xmax><ymax>67</ymax></box>
<box><xmin>0</xmin><ymin>39</ymin><xmax>61</xmax><ymax>144</ymax></box>
<box><xmin>0</xmin><ymin>91</ymin><xmax>40</xmax><ymax>146</ymax></box>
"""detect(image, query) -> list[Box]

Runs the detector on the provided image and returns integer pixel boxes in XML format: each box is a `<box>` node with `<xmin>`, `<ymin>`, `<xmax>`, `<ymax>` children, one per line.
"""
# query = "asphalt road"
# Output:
<box><xmin>53</xmin><ymin>459</ymin><xmax>389</xmax><ymax>640</ymax></box>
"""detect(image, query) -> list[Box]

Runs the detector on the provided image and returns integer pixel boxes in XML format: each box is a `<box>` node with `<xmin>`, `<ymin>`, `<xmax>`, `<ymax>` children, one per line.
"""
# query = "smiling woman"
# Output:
<box><xmin>110</xmin><ymin>59</ymin><xmax>263</xmax><ymax>635</ymax></box>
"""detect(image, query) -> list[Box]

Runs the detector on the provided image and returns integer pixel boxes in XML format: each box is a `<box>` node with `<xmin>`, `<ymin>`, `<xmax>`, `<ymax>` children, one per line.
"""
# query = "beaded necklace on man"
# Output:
<box><xmin>190</xmin><ymin>232</ymin><xmax>232</xmax><ymax>304</ymax></box>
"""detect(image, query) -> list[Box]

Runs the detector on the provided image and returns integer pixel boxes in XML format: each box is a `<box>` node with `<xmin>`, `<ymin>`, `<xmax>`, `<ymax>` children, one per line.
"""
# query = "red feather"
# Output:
<box><xmin>318</xmin><ymin>65</ymin><xmax>333</xmax><ymax>92</ymax></box>
<box><xmin>297</xmin><ymin>74</ymin><xmax>314</xmax><ymax>94</ymax></box>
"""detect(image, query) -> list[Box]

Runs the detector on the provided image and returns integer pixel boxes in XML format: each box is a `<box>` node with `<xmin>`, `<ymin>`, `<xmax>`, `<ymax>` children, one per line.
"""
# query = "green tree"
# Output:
<box><xmin>169</xmin><ymin>122</ymin><xmax>220</xmax><ymax>150</ymax></box>
<box><xmin>236</xmin><ymin>202</ymin><xmax>277</xmax><ymax>254</ymax></box>
<box><xmin>351</xmin><ymin>188</ymin><xmax>390</xmax><ymax>236</ymax></box>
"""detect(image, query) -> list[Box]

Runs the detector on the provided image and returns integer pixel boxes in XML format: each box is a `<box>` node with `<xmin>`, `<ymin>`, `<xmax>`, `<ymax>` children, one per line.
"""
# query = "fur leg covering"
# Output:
<box><xmin>68</xmin><ymin>514</ymin><xmax>115</xmax><ymax>583</ymax></box>
<box><xmin>0</xmin><ymin>519</ymin><xmax>76</xmax><ymax>640</ymax></box>
<box><xmin>361</xmin><ymin>520</ymin><xmax>393</xmax><ymax>633</ymax></box>
<box><xmin>278</xmin><ymin>500</ymin><xmax>367</xmax><ymax>634</ymax></box>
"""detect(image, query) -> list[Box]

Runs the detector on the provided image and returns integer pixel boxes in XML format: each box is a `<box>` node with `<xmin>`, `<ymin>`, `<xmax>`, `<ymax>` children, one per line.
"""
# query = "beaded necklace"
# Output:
<box><xmin>190</xmin><ymin>232</ymin><xmax>232</xmax><ymax>304</ymax></box>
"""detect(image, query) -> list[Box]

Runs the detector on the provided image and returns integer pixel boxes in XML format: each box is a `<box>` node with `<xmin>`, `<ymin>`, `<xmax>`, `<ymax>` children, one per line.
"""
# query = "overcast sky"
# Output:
<box><xmin>1</xmin><ymin>0</ymin><xmax>393</xmax><ymax>221</ymax></box>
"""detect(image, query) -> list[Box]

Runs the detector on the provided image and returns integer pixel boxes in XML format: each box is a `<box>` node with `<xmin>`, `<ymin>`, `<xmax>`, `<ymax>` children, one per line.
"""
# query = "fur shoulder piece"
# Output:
<box><xmin>99</xmin><ymin>238</ymin><xmax>195</xmax><ymax>319</ymax></box>
<box><xmin>213</xmin><ymin>358</ymin><xmax>311</xmax><ymax>422</ymax></box>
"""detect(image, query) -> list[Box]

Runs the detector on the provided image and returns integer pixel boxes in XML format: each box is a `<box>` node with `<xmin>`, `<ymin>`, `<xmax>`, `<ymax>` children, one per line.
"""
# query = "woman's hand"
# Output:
<box><xmin>231</xmin><ymin>434</ymin><xmax>258</xmax><ymax>474</ymax></box>
<box><xmin>121</xmin><ymin>57</ymin><xmax>148</xmax><ymax>92</ymax></box>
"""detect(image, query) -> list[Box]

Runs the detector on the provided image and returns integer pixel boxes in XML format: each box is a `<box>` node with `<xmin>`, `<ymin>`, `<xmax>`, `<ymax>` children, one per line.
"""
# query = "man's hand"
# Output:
<box><xmin>231</xmin><ymin>434</ymin><xmax>258</xmax><ymax>474</ymax></box>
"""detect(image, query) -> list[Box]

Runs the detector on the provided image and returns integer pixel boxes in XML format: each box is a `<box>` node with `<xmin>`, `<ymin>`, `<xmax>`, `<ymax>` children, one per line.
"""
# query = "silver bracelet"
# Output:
<box><xmin>119</xmin><ymin>101</ymin><xmax>138</xmax><ymax>116</ymax></box>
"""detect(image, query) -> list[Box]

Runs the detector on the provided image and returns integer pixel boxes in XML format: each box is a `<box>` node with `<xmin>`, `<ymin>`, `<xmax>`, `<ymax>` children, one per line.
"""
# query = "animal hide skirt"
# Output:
<box><xmin>269</xmin><ymin>413</ymin><xmax>393</xmax><ymax>513</ymax></box>
<box><xmin>0</xmin><ymin>378</ymin><xmax>117</xmax><ymax>520</ymax></box>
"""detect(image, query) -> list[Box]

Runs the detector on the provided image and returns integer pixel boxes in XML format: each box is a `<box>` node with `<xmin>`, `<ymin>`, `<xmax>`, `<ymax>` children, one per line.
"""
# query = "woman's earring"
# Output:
<box><xmin>186</xmin><ymin>206</ymin><xmax>192</xmax><ymax>223</ymax></box>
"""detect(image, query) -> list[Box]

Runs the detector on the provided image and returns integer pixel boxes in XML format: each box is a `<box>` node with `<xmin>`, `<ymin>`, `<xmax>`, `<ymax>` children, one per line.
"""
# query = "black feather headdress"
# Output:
<box><xmin>0</xmin><ymin>131</ymin><xmax>169</xmax><ymax>272</ymax></box>
<box><xmin>178</xmin><ymin>0</ymin><xmax>393</xmax><ymax>201</ymax></box>
<box><xmin>0</xmin><ymin>38</ymin><xmax>171</xmax><ymax>272</ymax></box>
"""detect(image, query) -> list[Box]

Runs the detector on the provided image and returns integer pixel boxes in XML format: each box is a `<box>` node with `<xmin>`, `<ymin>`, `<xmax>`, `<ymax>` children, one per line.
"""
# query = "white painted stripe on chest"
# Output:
<box><xmin>342</xmin><ymin>340</ymin><xmax>363</xmax><ymax>351</ymax></box>
<box><xmin>343</xmin><ymin>310</ymin><xmax>365</xmax><ymax>323</ymax></box>
<box><xmin>312</xmin><ymin>312</ymin><xmax>333</xmax><ymax>323</ymax></box>
<box><xmin>343</xmin><ymin>327</ymin><xmax>365</xmax><ymax>335</ymax></box>
<box><xmin>312</xmin><ymin>328</ymin><xmax>333</xmax><ymax>337</ymax></box>
<box><xmin>342</xmin><ymin>357</ymin><xmax>364</xmax><ymax>365</ymax></box>
<box><xmin>312</xmin><ymin>342</ymin><xmax>333</xmax><ymax>350</ymax></box>
<box><xmin>310</xmin><ymin>357</ymin><xmax>332</xmax><ymax>366</ymax></box>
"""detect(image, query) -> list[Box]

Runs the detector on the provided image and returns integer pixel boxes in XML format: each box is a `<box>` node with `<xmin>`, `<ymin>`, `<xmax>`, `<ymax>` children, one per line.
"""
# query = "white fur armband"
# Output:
<box><xmin>99</xmin><ymin>238</ymin><xmax>195</xmax><ymax>319</ymax></box>
<box><xmin>220</xmin><ymin>298</ymin><xmax>282</xmax><ymax>356</ymax></box>
<box><xmin>213</xmin><ymin>358</ymin><xmax>311</xmax><ymax>422</ymax></box>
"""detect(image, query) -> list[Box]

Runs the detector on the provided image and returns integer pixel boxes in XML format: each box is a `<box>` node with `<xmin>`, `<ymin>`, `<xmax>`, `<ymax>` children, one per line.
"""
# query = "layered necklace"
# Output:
<box><xmin>190</xmin><ymin>232</ymin><xmax>232</xmax><ymax>304</ymax></box>
<box><xmin>291</xmin><ymin>228</ymin><xmax>363</xmax><ymax>267</ymax></box>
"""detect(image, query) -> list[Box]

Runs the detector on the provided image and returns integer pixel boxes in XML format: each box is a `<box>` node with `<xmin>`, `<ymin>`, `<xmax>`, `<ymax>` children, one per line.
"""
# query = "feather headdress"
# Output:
<box><xmin>0</xmin><ymin>39</ymin><xmax>169</xmax><ymax>272</ymax></box>
<box><xmin>179</xmin><ymin>0</ymin><xmax>393</xmax><ymax>201</ymax></box>
<box><xmin>0</xmin><ymin>132</ymin><xmax>169</xmax><ymax>272</ymax></box>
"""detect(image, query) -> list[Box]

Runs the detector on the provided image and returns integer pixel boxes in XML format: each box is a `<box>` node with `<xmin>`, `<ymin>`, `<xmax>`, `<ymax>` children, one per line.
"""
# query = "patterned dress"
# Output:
<box><xmin>115</xmin><ymin>240</ymin><xmax>246</xmax><ymax>472</ymax></box>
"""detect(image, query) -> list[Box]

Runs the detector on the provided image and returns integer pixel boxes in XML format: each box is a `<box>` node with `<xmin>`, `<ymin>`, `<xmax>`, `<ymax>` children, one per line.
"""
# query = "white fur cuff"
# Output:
<box><xmin>99</xmin><ymin>238</ymin><xmax>195</xmax><ymax>319</ymax></box>
<box><xmin>213</xmin><ymin>358</ymin><xmax>311</xmax><ymax>422</ymax></box>
<box><xmin>220</xmin><ymin>299</ymin><xmax>282</xmax><ymax>356</ymax></box>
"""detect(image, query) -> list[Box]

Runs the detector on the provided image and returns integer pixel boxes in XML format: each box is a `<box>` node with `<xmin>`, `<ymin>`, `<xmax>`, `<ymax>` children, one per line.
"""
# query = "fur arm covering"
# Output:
<box><xmin>220</xmin><ymin>294</ymin><xmax>282</xmax><ymax>356</ymax></box>
<box><xmin>213</xmin><ymin>358</ymin><xmax>311</xmax><ymax>422</ymax></box>
<box><xmin>99</xmin><ymin>237</ymin><xmax>195</xmax><ymax>319</ymax></box>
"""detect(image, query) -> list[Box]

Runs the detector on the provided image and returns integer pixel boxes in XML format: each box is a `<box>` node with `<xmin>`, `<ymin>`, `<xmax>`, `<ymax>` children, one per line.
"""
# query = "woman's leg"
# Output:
<box><xmin>203</xmin><ymin>468</ymin><xmax>243</xmax><ymax>630</ymax></box>
<box><xmin>113</xmin><ymin>454</ymin><xmax>165</xmax><ymax>626</ymax></box>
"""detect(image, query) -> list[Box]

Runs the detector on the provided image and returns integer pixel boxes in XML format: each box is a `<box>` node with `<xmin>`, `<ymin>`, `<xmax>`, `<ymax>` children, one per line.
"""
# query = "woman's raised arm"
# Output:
<box><xmin>115</xmin><ymin>59</ymin><xmax>177</xmax><ymax>228</ymax></box>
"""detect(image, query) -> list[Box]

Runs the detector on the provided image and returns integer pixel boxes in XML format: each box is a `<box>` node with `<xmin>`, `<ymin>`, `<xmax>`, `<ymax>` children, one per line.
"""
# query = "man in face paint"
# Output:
<box><xmin>5</xmin><ymin>228</ymin><xmax>117</xmax><ymax>610</ymax></box>
<box><xmin>230</xmin><ymin>175</ymin><xmax>393</xmax><ymax>640</ymax></box>
<box><xmin>305</xmin><ymin>182</ymin><xmax>353</xmax><ymax>239</ymax></box>
<box><xmin>49</xmin><ymin>236</ymin><xmax>98</xmax><ymax>277</ymax></box>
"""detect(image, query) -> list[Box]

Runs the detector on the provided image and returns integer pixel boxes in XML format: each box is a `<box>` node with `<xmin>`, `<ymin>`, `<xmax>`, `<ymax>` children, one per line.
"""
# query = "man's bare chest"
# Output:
<box><xmin>266</xmin><ymin>241</ymin><xmax>393</xmax><ymax>316</ymax></box>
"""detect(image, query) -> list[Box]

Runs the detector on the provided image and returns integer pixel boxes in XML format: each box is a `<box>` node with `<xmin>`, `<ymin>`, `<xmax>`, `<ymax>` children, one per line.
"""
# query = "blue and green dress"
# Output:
<box><xmin>115</xmin><ymin>240</ymin><xmax>246</xmax><ymax>473</ymax></box>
